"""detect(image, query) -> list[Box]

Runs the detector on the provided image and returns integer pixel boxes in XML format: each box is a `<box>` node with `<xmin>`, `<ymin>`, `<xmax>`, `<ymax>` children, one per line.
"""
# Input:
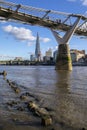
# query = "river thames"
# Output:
<box><xmin>0</xmin><ymin>65</ymin><xmax>87</xmax><ymax>130</ymax></box>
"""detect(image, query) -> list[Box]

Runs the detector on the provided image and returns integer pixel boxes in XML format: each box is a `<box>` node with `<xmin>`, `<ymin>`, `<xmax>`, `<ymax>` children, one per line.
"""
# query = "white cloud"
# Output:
<box><xmin>27</xmin><ymin>37</ymin><xmax>51</xmax><ymax>47</ymax></box>
<box><xmin>3</xmin><ymin>25</ymin><xmax>36</xmax><ymax>41</ymax></box>
<box><xmin>84</xmin><ymin>11</ymin><xmax>87</xmax><ymax>16</ymax></box>
<box><xmin>67</xmin><ymin>0</ymin><xmax>76</xmax><ymax>2</ymax></box>
<box><xmin>0</xmin><ymin>20</ymin><xmax>6</xmax><ymax>24</ymax></box>
<box><xmin>55</xmin><ymin>46</ymin><xmax>58</xmax><ymax>50</ymax></box>
<box><xmin>40</xmin><ymin>37</ymin><xmax>51</xmax><ymax>43</ymax></box>
<box><xmin>0</xmin><ymin>17</ymin><xmax>6</xmax><ymax>23</ymax></box>
<box><xmin>67</xmin><ymin>0</ymin><xmax>87</xmax><ymax>6</ymax></box>
<box><xmin>81</xmin><ymin>0</ymin><xmax>87</xmax><ymax>6</ymax></box>
<box><xmin>2</xmin><ymin>25</ymin><xmax>51</xmax><ymax>46</ymax></box>
<box><xmin>27</xmin><ymin>42</ymin><xmax>35</xmax><ymax>46</ymax></box>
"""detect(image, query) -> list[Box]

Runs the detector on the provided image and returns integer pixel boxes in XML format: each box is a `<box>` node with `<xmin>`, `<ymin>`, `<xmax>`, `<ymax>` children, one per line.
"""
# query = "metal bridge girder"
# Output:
<box><xmin>51</xmin><ymin>17</ymin><xmax>81</xmax><ymax>44</ymax></box>
<box><xmin>0</xmin><ymin>0</ymin><xmax>87</xmax><ymax>37</ymax></box>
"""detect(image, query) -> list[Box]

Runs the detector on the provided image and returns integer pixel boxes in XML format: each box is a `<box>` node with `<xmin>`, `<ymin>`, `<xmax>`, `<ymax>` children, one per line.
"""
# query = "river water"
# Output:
<box><xmin>0</xmin><ymin>65</ymin><xmax>87</xmax><ymax>130</ymax></box>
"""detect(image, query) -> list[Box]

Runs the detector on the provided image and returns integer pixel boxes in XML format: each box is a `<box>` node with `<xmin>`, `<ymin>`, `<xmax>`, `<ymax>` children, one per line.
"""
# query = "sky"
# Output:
<box><xmin>0</xmin><ymin>0</ymin><xmax>87</xmax><ymax>60</ymax></box>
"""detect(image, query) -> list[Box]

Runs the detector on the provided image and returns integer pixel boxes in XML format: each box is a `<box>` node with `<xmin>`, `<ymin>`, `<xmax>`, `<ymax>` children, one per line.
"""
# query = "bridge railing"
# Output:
<box><xmin>0</xmin><ymin>1</ymin><xmax>73</xmax><ymax>24</ymax></box>
<box><xmin>0</xmin><ymin>1</ymin><xmax>87</xmax><ymax>35</ymax></box>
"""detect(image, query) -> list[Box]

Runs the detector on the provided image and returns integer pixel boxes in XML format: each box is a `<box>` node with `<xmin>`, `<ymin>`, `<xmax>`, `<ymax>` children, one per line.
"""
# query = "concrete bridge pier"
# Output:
<box><xmin>51</xmin><ymin>17</ymin><xmax>81</xmax><ymax>71</ymax></box>
<box><xmin>56</xmin><ymin>43</ymin><xmax>72</xmax><ymax>70</ymax></box>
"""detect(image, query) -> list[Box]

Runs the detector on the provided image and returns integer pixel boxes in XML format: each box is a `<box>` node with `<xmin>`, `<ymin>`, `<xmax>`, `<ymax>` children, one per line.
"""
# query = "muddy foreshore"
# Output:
<box><xmin>0</xmin><ymin>75</ymin><xmax>56</xmax><ymax>130</ymax></box>
<box><xmin>0</xmin><ymin>71</ymin><xmax>86</xmax><ymax>130</ymax></box>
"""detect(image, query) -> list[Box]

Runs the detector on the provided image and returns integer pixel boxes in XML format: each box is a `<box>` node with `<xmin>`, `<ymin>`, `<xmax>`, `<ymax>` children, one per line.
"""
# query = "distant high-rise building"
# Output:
<box><xmin>46</xmin><ymin>48</ymin><xmax>52</xmax><ymax>57</ymax></box>
<box><xmin>35</xmin><ymin>32</ymin><xmax>41</xmax><ymax>61</ymax></box>
<box><xmin>30</xmin><ymin>54</ymin><xmax>35</xmax><ymax>61</ymax></box>
<box><xmin>53</xmin><ymin>50</ymin><xmax>58</xmax><ymax>62</ymax></box>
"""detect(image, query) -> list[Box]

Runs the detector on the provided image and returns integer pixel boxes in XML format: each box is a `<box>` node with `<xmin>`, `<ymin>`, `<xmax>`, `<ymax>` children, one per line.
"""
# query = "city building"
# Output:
<box><xmin>70</xmin><ymin>49</ymin><xmax>85</xmax><ymax>62</ymax></box>
<box><xmin>14</xmin><ymin>57</ymin><xmax>23</xmax><ymax>61</ymax></box>
<box><xmin>45</xmin><ymin>48</ymin><xmax>52</xmax><ymax>57</ymax></box>
<box><xmin>30</xmin><ymin>54</ymin><xmax>35</xmax><ymax>61</ymax></box>
<box><xmin>53</xmin><ymin>50</ymin><xmax>58</xmax><ymax>62</ymax></box>
<box><xmin>43</xmin><ymin>48</ymin><xmax>53</xmax><ymax>63</ymax></box>
<box><xmin>35</xmin><ymin>32</ymin><xmax>41</xmax><ymax>61</ymax></box>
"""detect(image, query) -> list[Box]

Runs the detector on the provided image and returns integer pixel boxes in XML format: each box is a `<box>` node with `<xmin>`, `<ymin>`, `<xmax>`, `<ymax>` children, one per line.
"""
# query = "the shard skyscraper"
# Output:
<box><xmin>35</xmin><ymin>32</ymin><xmax>41</xmax><ymax>61</ymax></box>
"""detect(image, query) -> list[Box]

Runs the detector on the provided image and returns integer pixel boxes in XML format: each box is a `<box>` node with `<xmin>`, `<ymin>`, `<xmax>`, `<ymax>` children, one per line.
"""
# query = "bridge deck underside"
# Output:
<box><xmin>0</xmin><ymin>7</ymin><xmax>87</xmax><ymax>36</ymax></box>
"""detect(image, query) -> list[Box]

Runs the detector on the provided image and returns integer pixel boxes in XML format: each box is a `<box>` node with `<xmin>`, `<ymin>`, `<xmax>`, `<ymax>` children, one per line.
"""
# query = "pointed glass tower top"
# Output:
<box><xmin>35</xmin><ymin>32</ymin><xmax>41</xmax><ymax>61</ymax></box>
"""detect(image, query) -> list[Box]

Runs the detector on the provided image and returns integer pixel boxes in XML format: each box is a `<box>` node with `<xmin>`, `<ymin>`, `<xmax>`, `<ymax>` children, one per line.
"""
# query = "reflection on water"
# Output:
<box><xmin>55</xmin><ymin>70</ymin><xmax>87</xmax><ymax>129</ymax></box>
<box><xmin>56</xmin><ymin>70</ymin><xmax>71</xmax><ymax>90</ymax></box>
<box><xmin>0</xmin><ymin>66</ymin><xmax>87</xmax><ymax>130</ymax></box>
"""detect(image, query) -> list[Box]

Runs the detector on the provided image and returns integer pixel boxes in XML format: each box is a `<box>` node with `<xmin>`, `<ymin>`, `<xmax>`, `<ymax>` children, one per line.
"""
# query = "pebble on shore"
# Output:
<box><xmin>41</xmin><ymin>115</ymin><xmax>52</xmax><ymax>126</ymax></box>
<box><xmin>0</xmin><ymin>70</ymin><xmax>7</xmax><ymax>76</ymax></box>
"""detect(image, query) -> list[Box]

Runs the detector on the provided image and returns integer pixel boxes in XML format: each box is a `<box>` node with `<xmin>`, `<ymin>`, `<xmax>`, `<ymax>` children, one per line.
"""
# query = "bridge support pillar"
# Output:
<box><xmin>56</xmin><ymin>43</ymin><xmax>72</xmax><ymax>70</ymax></box>
<box><xmin>51</xmin><ymin>17</ymin><xmax>81</xmax><ymax>70</ymax></box>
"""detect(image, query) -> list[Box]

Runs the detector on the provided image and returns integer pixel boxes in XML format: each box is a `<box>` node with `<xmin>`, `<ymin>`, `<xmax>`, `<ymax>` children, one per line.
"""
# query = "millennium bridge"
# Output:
<box><xmin>0</xmin><ymin>1</ymin><xmax>87</xmax><ymax>70</ymax></box>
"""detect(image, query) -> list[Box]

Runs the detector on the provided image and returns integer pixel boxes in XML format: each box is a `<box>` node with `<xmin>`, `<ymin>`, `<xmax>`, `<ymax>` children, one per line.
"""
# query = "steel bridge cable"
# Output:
<box><xmin>0</xmin><ymin>0</ymin><xmax>87</xmax><ymax>20</ymax></box>
<box><xmin>0</xmin><ymin>0</ymin><xmax>70</xmax><ymax>16</ymax></box>
<box><xmin>1</xmin><ymin>0</ymin><xmax>86</xmax><ymax>23</ymax></box>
